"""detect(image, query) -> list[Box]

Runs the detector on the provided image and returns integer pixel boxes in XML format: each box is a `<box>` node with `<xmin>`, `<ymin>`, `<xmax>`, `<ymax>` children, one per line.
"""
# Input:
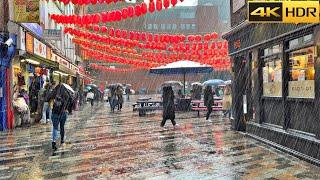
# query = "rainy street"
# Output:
<box><xmin>1</xmin><ymin>96</ymin><xmax>320</xmax><ymax>179</ymax></box>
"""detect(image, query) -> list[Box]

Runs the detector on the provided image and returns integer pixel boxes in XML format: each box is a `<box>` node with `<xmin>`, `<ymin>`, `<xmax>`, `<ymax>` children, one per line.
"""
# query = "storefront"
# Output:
<box><xmin>223</xmin><ymin>23</ymin><xmax>320</xmax><ymax>164</ymax></box>
<box><xmin>14</xmin><ymin>29</ymin><xmax>58</xmax><ymax>92</ymax></box>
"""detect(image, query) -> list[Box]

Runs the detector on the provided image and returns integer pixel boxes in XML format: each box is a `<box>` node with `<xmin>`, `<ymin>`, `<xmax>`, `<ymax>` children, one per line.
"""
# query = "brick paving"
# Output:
<box><xmin>0</xmin><ymin>97</ymin><xmax>320</xmax><ymax>179</ymax></box>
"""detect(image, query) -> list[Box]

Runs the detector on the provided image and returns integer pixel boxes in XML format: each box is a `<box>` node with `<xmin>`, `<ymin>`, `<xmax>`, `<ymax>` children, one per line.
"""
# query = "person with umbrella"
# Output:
<box><xmin>49</xmin><ymin>82</ymin><xmax>73</xmax><ymax>151</ymax></box>
<box><xmin>204</xmin><ymin>85</ymin><xmax>214</xmax><ymax>122</ymax></box>
<box><xmin>161</xmin><ymin>86</ymin><xmax>177</xmax><ymax>128</ymax></box>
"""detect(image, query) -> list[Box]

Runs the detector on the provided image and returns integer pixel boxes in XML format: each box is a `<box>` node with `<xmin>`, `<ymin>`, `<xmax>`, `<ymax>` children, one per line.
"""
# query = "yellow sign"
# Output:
<box><xmin>248</xmin><ymin>1</ymin><xmax>319</xmax><ymax>23</ymax></box>
<box><xmin>14</xmin><ymin>0</ymin><xmax>39</xmax><ymax>23</ymax></box>
<box><xmin>26</xmin><ymin>32</ymin><xmax>34</xmax><ymax>54</ymax></box>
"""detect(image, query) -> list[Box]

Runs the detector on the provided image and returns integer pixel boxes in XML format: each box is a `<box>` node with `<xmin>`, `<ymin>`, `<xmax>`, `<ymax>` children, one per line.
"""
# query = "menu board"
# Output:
<box><xmin>14</xmin><ymin>0</ymin><xmax>40</xmax><ymax>23</ymax></box>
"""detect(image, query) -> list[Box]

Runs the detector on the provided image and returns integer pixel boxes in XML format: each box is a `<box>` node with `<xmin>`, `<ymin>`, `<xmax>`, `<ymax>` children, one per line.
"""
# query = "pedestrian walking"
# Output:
<box><xmin>41</xmin><ymin>84</ymin><xmax>52</xmax><ymax>124</ymax></box>
<box><xmin>116</xmin><ymin>86</ymin><xmax>124</xmax><ymax>111</ymax></box>
<box><xmin>49</xmin><ymin>83</ymin><xmax>73</xmax><ymax>151</ymax></box>
<box><xmin>125</xmin><ymin>86</ymin><xmax>130</xmax><ymax>101</ymax></box>
<box><xmin>223</xmin><ymin>85</ymin><xmax>232</xmax><ymax>118</ymax></box>
<box><xmin>204</xmin><ymin>86</ymin><xmax>214</xmax><ymax>121</ymax></box>
<box><xmin>86</xmin><ymin>90</ymin><xmax>95</xmax><ymax>107</ymax></box>
<box><xmin>161</xmin><ymin>86</ymin><xmax>177</xmax><ymax>128</ymax></box>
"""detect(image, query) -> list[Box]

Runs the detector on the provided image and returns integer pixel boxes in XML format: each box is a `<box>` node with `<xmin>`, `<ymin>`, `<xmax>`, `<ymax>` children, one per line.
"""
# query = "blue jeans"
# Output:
<box><xmin>51</xmin><ymin>112</ymin><xmax>67</xmax><ymax>142</ymax></box>
<box><xmin>41</xmin><ymin>102</ymin><xmax>52</xmax><ymax>123</ymax></box>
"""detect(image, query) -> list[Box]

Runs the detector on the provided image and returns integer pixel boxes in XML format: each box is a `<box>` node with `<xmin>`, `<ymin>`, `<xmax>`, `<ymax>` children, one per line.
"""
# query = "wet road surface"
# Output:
<box><xmin>1</xmin><ymin>97</ymin><xmax>320</xmax><ymax>179</ymax></box>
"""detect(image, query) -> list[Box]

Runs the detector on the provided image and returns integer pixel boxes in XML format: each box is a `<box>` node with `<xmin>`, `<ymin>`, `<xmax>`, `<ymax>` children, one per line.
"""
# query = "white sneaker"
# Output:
<box><xmin>40</xmin><ymin>120</ymin><xmax>46</xmax><ymax>124</ymax></box>
<box><xmin>206</xmin><ymin>119</ymin><xmax>212</xmax><ymax>123</ymax></box>
<box><xmin>173</xmin><ymin>124</ymin><xmax>180</xmax><ymax>129</ymax></box>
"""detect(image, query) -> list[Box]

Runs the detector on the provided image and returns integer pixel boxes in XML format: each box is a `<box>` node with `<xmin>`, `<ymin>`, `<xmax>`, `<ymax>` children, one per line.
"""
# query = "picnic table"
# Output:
<box><xmin>133</xmin><ymin>97</ymin><xmax>163</xmax><ymax>116</ymax></box>
<box><xmin>191</xmin><ymin>98</ymin><xmax>223</xmax><ymax>117</ymax></box>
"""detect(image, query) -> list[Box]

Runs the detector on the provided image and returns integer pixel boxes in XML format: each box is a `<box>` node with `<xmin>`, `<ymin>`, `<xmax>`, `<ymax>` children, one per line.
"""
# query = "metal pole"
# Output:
<box><xmin>183</xmin><ymin>72</ymin><xmax>186</xmax><ymax>95</ymax></box>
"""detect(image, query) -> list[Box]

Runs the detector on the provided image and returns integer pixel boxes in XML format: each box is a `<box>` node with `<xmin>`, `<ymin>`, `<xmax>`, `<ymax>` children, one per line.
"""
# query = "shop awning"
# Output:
<box><xmin>20</xmin><ymin>53</ymin><xmax>59</xmax><ymax>70</ymax></box>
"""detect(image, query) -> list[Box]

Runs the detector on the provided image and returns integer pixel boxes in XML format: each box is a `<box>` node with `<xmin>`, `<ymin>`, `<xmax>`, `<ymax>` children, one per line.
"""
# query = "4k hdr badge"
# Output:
<box><xmin>248</xmin><ymin>1</ymin><xmax>319</xmax><ymax>23</ymax></box>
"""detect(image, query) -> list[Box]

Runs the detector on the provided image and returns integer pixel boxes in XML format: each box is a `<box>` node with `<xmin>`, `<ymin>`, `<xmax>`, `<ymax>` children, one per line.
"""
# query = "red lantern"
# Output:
<box><xmin>149</xmin><ymin>0</ymin><xmax>155</xmax><ymax>13</ymax></box>
<box><xmin>140</xmin><ymin>2</ymin><xmax>148</xmax><ymax>14</ymax></box>
<box><xmin>109</xmin><ymin>28</ymin><xmax>114</xmax><ymax>36</ymax></box>
<box><xmin>115</xmin><ymin>10</ymin><xmax>122</xmax><ymax>21</ymax></box>
<box><xmin>128</xmin><ymin>6</ymin><xmax>134</xmax><ymax>17</ymax></box>
<box><xmin>135</xmin><ymin>5</ymin><xmax>141</xmax><ymax>16</ymax></box>
<box><xmin>164</xmin><ymin>0</ymin><xmax>170</xmax><ymax>8</ymax></box>
<box><xmin>187</xmin><ymin>35</ymin><xmax>195</xmax><ymax>41</ymax></box>
<box><xmin>71</xmin><ymin>0</ymin><xmax>78</xmax><ymax>4</ymax></box>
<box><xmin>156</xmin><ymin>0</ymin><xmax>162</xmax><ymax>11</ymax></box>
<box><xmin>122</xmin><ymin>8</ymin><xmax>128</xmax><ymax>19</ymax></box>
<box><xmin>211</xmin><ymin>32</ymin><xmax>218</xmax><ymax>39</ymax></box>
<box><xmin>91</xmin><ymin>0</ymin><xmax>97</xmax><ymax>4</ymax></box>
<box><xmin>93</xmin><ymin>25</ymin><xmax>100</xmax><ymax>31</ymax></box>
<box><xmin>171</xmin><ymin>0</ymin><xmax>177</xmax><ymax>6</ymax></box>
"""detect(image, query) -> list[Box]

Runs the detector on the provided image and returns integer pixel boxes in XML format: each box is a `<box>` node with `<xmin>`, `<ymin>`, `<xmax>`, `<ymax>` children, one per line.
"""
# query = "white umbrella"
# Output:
<box><xmin>62</xmin><ymin>83</ymin><xmax>75</xmax><ymax>94</ymax></box>
<box><xmin>150</xmin><ymin>60</ymin><xmax>213</xmax><ymax>94</ymax></box>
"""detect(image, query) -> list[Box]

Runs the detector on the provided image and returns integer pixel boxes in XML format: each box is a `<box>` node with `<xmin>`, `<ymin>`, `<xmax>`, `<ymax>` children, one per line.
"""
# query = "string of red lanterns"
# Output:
<box><xmin>74</xmin><ymin>38</ymin><xmax>229</xmax><ymax>65</ymax></box>
<box><xmin>81</xmin><ymin>24</ymin><xmax>219</xmax><ymax>42</ymax></box>
<box><xmin>64</xmin><ymin>27</ymin><xmax>227</xmax><ymax>54</ymax></box>
<box><xmin>56</xmin><ymin>0</ymin><xmax>124</xmax><ymax>5</ymax></box>
<box><xmin>50</xmin><ymin>0</ymin><xmax>184</xmax><ymax>25</ymax></box>
<box><xmin>89</xmin><ymin>63</ymin><xmax>142</xmax><ymax>72</ymax></box>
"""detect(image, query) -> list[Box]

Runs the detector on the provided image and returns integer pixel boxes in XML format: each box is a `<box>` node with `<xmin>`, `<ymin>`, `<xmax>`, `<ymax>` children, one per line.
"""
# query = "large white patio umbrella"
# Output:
<box><xmin>149</xmin><ymin>60</ymin><xmax>213</xmax><ymax>95</ymax></box>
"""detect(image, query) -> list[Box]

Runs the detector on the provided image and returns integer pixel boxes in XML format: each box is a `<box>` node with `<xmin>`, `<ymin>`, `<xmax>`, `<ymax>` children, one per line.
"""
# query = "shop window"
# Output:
<box><xmin>288</xmin><ymin>46</ymin><xmax>315</xmax><ymax>98</ymax></box>
<box><xmin>161</xmin><ymin>24</ymin><xmax>166</xmax><ymax>30</ymax></box>
<box><xmin>172</xmin><ymin>24</ymin><xmax>177</xmax><ymax>30</ymax></box>
<box><xmin>186</xmin><ymin>24</ymin><xmax>191</xmax><ymax>30</ymax></box>
<box><xmin>166</xmin><ymin>24</ymin><xmax>171</xmax><ymax>30</ymax></box>
<box><xmin>153</xmin><ymin>24</ymin><xmax>158</xmax><ymax>30</ymax></box>
<box><xmin>147</xmin><ymin>24</ymin><xmax>152</xmax><ymax>30</ymax></box>
<box><xmin>191</xmin><ymin>24</ymin><xmax>196</xmax><ymax>30</ymax></box>
<box><xmin>180</xmin><ymin>24</ymin><xmax>185</xmax><ymax>30</ymax></box>
<box><xmin>262</xmin><ymin>44</ymin><xmax>282</xmax><ymax>97</ymax></box>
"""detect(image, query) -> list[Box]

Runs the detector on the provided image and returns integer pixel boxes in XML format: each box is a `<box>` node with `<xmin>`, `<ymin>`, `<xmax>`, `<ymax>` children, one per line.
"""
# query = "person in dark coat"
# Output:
<box><xmin>161</xmin><ymin>86</ymin><xmax>177</xmax><ymax>128</ymax></box>
<box><xmin>204</xmin><ymin>86</ymin><xmax>214</xmax><ymax>121</ymax></box>
<box><xmin>49</xmin><ymin>82</ymin><xmax>73</xmax><ymax>151</ymax></box>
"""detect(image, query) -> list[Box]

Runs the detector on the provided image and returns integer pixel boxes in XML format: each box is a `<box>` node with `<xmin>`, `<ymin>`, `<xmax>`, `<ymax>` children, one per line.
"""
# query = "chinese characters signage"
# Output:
<box><xmin>43</xmin><ymin>29</ymin><xmax>62</xmax><ymax>40</ymax></box>
<box><xmin>26</xmin><ymin>32</ymin><xmax>34</xmax><ymax>54</ymax></box>
<box><xmin>14</xmin><ymin>0</ymin><xmax>40</xmax><ymax>23</ymax></box>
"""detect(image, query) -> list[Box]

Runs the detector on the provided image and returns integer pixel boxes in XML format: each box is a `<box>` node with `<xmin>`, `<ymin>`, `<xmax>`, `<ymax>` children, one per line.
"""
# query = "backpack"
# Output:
<box><xmin>52</xmin><ymin>95</ymin><xmax>64</xmax><ymax>113</ymax></box>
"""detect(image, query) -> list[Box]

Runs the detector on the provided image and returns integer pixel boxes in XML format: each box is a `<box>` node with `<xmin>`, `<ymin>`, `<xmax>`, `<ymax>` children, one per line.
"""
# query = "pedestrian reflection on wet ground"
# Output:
<box><xmin>0</xmin><ymin>96</ymin><xmax>320</xmax><ymax>179</ymax></box>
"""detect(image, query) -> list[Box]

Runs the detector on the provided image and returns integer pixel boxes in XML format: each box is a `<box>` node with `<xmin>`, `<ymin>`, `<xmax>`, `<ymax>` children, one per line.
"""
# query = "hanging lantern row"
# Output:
<box><xmin>82</xmin><ymin>25</ymin><xmax>219</xmax><ymax>42</ymax></box>
<box><xmin>83</xmin><ymin>48</ymin><xmax>159</xmax><ymax>68</ymax></box>
<box><xmin>89</xmin><ymin>63</ymin><xmax>141</xmax><ymax>72</ymax></box>
<box><xmin>57</xmin><ymin>0</ymin><xmax>124</xmax><ymax>5</ymax></box>
<box><xmin>50</xmin><ymin>0</ymin><xmax>183</xmax><ymax>25</ymax></box>
<box><xmin>83</xmin><ymin>43</ymin><xmax>230</xmax><ymax>66</ymax></box>
<box><xmin>74</xmin><ymin>38</ymin><xmax>229</xmax><ymax>64</ymax></box>
<box><xmin>65</xmin><ymin>28</ymin><xmax>227</xmax><ymax>53</ymax></box>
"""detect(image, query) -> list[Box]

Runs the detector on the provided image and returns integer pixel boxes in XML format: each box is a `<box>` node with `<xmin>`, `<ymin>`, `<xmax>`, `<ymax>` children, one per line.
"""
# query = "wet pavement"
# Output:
<box><xmin>1</xmin><ymin>96</ymin><xmax>320</xmax><ymax>179</ymax></box>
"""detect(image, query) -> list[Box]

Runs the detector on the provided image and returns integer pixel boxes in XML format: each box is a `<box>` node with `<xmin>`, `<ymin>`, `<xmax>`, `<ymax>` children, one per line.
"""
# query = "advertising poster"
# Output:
<box><xmin>34</xmin><ymin>38</ymin><xmax>46</xmax><ymax>58</ymax></box>
<box><xmin>14</xmin><ymin>0</ymin><xmax>40</xmax><ymax>23</ymax></box>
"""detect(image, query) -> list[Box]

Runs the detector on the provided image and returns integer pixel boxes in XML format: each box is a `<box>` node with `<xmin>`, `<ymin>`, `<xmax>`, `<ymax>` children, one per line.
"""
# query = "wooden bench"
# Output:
<box><xmin>137</xmin><ymin>106</ymin><xmax>163</xmax><ymax>116</ymax></box>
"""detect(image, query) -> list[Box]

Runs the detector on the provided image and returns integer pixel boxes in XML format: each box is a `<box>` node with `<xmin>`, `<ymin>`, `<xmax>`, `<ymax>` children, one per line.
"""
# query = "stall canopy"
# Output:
<box><xmin>150</xmin><ymin>60</ymin><xmax>213</xmax><ymax>95</ymax></box>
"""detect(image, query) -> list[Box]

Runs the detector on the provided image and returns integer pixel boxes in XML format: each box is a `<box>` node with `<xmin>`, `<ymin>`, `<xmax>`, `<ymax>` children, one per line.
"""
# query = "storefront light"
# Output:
<box><xmin>21</xmin><ymin>59</ymin><xmax>40</xmax><ymax>65</ymax></box>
